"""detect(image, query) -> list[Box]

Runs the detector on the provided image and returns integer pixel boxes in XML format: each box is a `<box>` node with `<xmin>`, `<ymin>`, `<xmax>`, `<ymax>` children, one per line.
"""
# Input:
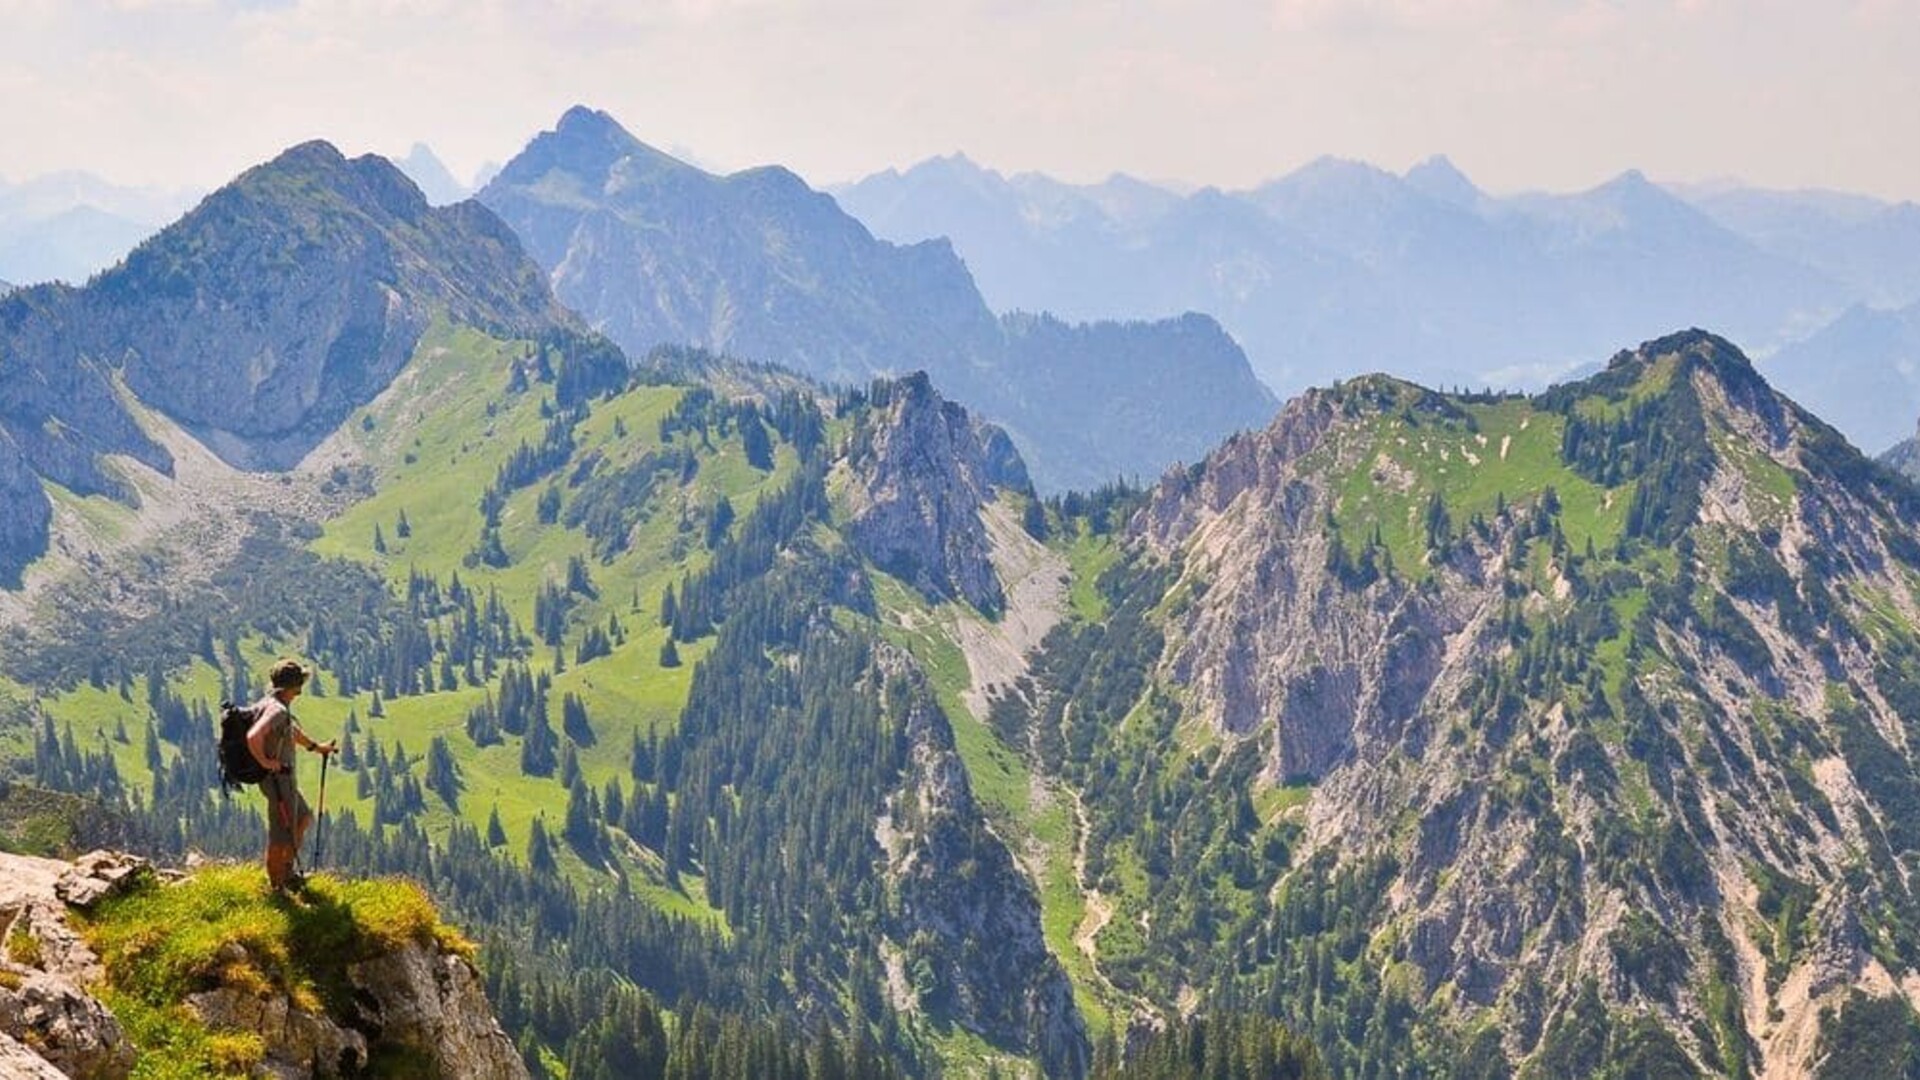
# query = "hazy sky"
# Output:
<box><xmin>3</xmin><ymin>0</ymin><xmax>1918</xmax><ymax>200</ymax></box>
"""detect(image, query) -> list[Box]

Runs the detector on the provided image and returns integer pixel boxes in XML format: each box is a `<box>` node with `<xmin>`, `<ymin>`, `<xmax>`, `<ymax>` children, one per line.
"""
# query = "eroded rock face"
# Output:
<box><xmin>0</xmin><ymin>974</ymin><xmax>134</xmax><ymax>1080</ymax></box>
<box><xmin>187</xmin><ymin>985</ymin><xmax>368</xmax><ymax>1077</ymax></box>
<box><xmin>843</xmin><ymin>372</ymin><xmax>1007</xmax><ymax>615</ymax></box>
<box><xmin>878</xmin><ymin>660</ymin><xmax>1090</xmax><ymax>1079</ymax></box>
<box><xmin>345</xmin><ymin>943</ymin><xmax>527</xmax><ymax>1079</ymax></box>
<box><xmin>0</xmin><ymin>1031</ymin><xmax>69</xmax><ymax>1080</ymax></box>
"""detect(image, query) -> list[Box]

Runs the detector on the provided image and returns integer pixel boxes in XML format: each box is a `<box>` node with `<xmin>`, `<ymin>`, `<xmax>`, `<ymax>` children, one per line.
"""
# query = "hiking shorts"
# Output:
<box><xmin>260</xmin><ymin>771</ymin><xmax>311</xmax><ymax>846</ymax></box>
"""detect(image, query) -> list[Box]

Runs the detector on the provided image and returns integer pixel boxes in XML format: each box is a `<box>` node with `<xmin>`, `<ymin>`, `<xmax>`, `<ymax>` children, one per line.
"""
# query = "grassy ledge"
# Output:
<box><xmin>77</xmin><ymin>864</ymin><xmax>467</xmax><ymax>1079</ymax></box>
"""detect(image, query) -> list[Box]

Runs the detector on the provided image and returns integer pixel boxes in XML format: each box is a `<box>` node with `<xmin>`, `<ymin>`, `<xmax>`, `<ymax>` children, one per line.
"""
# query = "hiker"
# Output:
<box><xmin>247</xmin><ymin>658</ymin><xmax>335</xmax><ymax>891</ymax></box>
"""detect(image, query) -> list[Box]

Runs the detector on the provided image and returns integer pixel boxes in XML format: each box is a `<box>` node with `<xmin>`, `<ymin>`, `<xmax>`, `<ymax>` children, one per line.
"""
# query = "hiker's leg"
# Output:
<box><xmin>290</xmin><ymin>791</ymin><xmax>313</xmax><ymax>856</ymax></box>
<box><xmin>262</xmin><ymin>775</ymin><xmax>300</xmax><ymax>888</ymax></box>
<box><xmin>266</xmin><ymin>842</ymin><xmax>295</xmax><ymax>888</ymax></box>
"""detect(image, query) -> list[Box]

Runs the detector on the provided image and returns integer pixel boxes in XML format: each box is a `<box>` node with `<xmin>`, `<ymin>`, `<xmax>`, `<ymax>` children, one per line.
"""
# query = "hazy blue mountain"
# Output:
<box><xmin>837</xmin><ymin>155</ymin><xmax>1858</xmax><ymax>406</ymax></box>
<box><xmin>0</xmin><ymin>203</ymin><xmax>158</xmax><ymax>285</ymax></box>
<box><xmin>1488</xmin><ymin>170</ymin><xmax>1845</xmax><ymax>362</ymax></box>
<box><xmin>480</xmin><ymin>107</ymin><xmax>1276</xmax><ymax>491</ymax></box>
<box><xmin>1402</xmin><ymin>153</ymin><xmax>1484</xmax><ymax>210</ymax></box>
<box><xmin>1765</xmin><ymin>299</ymin><xmax>1920</xmax><ymax>454</ymax></box>
<box><xmin>0</xmin><ymin>171</ymin><xmax>198</xmax><ymax>285</ymax></box>
<box><xmin>1679</xmin><ymin>184</ymin><xmax>1920</xmax><ymax>309</ymax></box>
<box><xmin>1884</xmin><ymin>425</ymin><xmax>1920</xmax><ymax>482</ymax></box>
<box><xmin>837</xmin><ymin>155</ymin><xmax>1424</xmax><ymax>393</ymax></box>
<box><xmin>396</xmin><ymin>141</ymin><xmax>472</xmax><ymax>206</ymax></box>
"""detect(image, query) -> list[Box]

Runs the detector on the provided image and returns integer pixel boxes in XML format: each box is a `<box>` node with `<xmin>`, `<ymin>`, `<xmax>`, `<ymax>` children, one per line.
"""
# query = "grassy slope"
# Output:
<box><xmin>29</xmin><ymin>323</ymin><xmax>813</xmax><ymax>924</ymax></box>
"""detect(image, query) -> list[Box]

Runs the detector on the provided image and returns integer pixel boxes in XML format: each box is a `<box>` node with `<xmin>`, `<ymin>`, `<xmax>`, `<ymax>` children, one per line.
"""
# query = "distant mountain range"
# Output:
<box><xmin>0</xmin><ymin>171</ymin><xmax>198</xmax><ymax>285</ymax></box>
<box><xmin>835</xmin><ymin>155</ymin><xmax>1920</xmax><ymax>454</ymax></box>
<box><xmin>477</xmin><ymin>107</ymin><xmax>1276</xmax><ymax>492</ymax></box>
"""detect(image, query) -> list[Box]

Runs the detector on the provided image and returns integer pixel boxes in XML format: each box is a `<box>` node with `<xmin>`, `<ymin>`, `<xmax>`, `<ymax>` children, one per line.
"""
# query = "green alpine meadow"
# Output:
<box><xmin>7</xmin><ymin>108</ymin><xmax>1920</xmax><ymax>1079</ymax></box>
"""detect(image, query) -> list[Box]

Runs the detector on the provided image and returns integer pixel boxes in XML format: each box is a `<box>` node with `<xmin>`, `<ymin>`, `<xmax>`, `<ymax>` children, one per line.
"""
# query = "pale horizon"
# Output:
<box><xmin>1</xmin><ymin>1</ymin><xmax>1916</xmax><ymax>205</ymax></box>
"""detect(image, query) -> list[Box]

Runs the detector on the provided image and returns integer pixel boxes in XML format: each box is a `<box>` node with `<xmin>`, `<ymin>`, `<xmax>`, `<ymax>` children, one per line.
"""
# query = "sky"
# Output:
<box><xmin>2</xmin><ymin>0</ymin><xmax>1918</xmax><ymax>201</ymax></box>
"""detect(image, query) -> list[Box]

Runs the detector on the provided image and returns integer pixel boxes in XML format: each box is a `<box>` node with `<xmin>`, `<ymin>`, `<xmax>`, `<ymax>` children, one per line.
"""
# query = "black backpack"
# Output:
<box><xmin>218</xmin><ymin>701</ymin><xmax>269</xmax><ymax>793</ymax></box>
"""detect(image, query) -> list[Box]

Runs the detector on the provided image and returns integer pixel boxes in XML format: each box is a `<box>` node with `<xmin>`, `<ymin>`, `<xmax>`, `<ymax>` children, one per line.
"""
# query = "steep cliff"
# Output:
<box><xmin>0</xmin><ymin>850</ymin><xmax>523</xmax><ymax>1080</ymax></box>
<box><xmin>842</xmin><ymin>372</ymin><xmax>1009</xmax><ymax>615</ymax></box>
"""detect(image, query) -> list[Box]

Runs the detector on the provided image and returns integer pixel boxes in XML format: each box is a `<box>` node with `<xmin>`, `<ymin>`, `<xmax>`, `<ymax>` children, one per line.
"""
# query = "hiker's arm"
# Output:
<box><xmin>290</xmin><ymin>720</ymin><xmax>337</xmax><ymax>756</ymax></box>
<box><xmin>246</xmin><ymin>711</ymin><xmax>284</xmax><ymax>773</ymax></box>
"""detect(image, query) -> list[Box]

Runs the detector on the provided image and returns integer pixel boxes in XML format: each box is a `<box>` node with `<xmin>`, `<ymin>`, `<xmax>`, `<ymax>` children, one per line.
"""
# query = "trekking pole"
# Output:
<box><xmin>313</xmin><ymin>750</ymin><xmax>330</xmax><ymax>871</ymax></box>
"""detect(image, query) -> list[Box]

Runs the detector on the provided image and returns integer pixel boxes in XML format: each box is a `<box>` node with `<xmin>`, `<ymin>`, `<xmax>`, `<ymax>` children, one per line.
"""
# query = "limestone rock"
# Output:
<box><xmin>0</xmin><ymin>974</ymin><xmax>134</xmax><ymax>1080</ymax></box>
<box><xmin>0</xmin><ymin>1031</ymin><xmax>68</xmax><ymax>1080</ymax></box>
<box><xmin>54</xmin><ymin>851</ymin><xmax>153</xmax><ymax>910</ymax></box>
<box><xmin>186</xmin><ymin>987</ymin><xmax>367</xmax><ymax>1077</ymax></box>
<box><xmin>347</xmin><ymin>943</ymin><xmax>528</xmax><ymax>1080</ymax></box>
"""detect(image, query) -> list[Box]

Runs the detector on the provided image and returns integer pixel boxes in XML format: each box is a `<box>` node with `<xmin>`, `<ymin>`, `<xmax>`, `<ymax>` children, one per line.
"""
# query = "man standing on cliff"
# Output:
<box><xmin>247</xmin><ymin>658</ymin><xmax>336</xmax><ymax>892</ymax></box>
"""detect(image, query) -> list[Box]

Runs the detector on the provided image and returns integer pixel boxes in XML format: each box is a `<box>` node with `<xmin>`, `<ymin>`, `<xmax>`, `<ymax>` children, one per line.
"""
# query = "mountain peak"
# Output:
<box><xmin>491</xmin><ymin>106</ymin><xmax>691</xmax><ymax>191</ymax></box>
<box><xmin>1404</xmin><ymin>154</ymin><xmax>1481</xmax><ymax>207</ymax></box>
<box><xmin>555</xmin><ymin>104</ymin><xmax>628</xmax><ymax>141</ymax></box>
<box><xmin>396</xmin><ymin>141</ymin><xmax>469</xmax><ymax>205</ymax></box>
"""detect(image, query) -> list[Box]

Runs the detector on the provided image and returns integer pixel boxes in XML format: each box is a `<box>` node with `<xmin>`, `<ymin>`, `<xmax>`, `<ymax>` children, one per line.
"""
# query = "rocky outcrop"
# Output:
<box><xmin>343</xmin><ymin>942</ymin><xmax>526</xmax><ymax>1078</ymax></box>
<box><xmin>878</xmin><ymin>660</ymin><xmax>1090</xmax><ymax>1078</ymax></box>
<box><xmin>0</xmin><ymin>850</ymin><xmax>524</xmax><ymax>1080</ymax></box>
<box><xmin>0</xmin><ymin>850</ymin><xmax>142</xmax><ymax>1080</ymax></box>
<box><xmin>843</xmin><ymin>373</ymin><xmax>1008</xmax><ymax>614</ymax></box>
<box><xmin>184</xmin><ymin>940</ymin><xmax>525</xmax><ymax>1080</ymax></box>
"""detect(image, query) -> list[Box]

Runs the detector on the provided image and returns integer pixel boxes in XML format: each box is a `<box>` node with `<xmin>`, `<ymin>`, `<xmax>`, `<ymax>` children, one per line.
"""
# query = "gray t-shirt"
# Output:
<box><xmin>254</xmin><ymin>697</ymin><xmax>296</xmax><ymax>772</ymax></box>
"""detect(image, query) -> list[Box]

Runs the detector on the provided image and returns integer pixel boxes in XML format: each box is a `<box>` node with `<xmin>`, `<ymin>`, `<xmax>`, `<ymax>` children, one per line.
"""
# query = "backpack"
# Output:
<box><xmin>218</xmin><ymin>701</ymin><xmax>269</xmax><ymax>793</ymax></box>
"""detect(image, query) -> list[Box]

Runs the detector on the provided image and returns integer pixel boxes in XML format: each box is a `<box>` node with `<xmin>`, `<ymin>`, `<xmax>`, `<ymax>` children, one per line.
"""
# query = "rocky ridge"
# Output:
<box><xmin>879</xmin><ymin>657</ymin><xmax>1089</xmax><ymax>1078</ymax></box>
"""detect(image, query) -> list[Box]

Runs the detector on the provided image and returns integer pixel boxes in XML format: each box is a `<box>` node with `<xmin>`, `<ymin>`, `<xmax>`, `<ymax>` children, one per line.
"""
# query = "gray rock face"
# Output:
<box><xmin>0</xmin><ymin>974</ymin><xmax>134</xmax><ymax>1080</ymax></box>
<box><xmin>0</xmin><ymin>1031</ymin><xmax>68</xmax><ymax>1079</ymax></box>
<box><xmin>843</xmin><ymin>373</ymin><xmax>1006</xmax><ymax>614</ymax></box>
<box><xmin>345</xmin><ymin>943</ymin><xmax>526</xmax><ymax>1079</ymax></box>
<box><xmin>1139</xmin><ymin>384</ymin><xmax>1492</xmax><ymax>778</ymax></box>
<box><xmin>879</xmin><ymin>661</ymin><xmax>1089</xmax><ymax>1079</ymax></box>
